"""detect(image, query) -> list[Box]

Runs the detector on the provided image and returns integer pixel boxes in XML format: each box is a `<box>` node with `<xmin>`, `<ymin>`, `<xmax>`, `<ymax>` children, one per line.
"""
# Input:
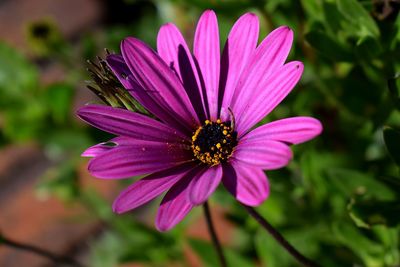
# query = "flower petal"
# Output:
<box><xmin>121</xmin><ymin>37</ymin><xmax>200</xmax><ymax>130</ymax></box>
<box><xmin>112</xmin><ymin>163</ymin><xmax>195</xmax><ymax>214</ymax></box>
<box><xmin>222</xmin><ymin>162</ymin><xmax>269</xmax><ymax>206</ymax></box>
<box><xmin>81</xmin><ymin>137</ymin><xmax>128</xmax><ymax>157</ymax></box>
<box><xmin>231</xmin><ymin>26</ymin><xmax>293</xmax><ymax>120</ymax></box>
<box><xmin>194</xmin><ymin>10</ymin><xmax>220</xmax><ymax>120</ymax></box>
<box><xmin>77</xmin><ymin>105</ymin><xmax>189</xmax><ymax>143</ymax></box>
<box><xmin>237</xmin><ymin>61</ymin><xmax>304</xmax><ymax>135</ymax></box>
<box><xmin>88</xmin><ymin>141</ymin><xmax>191</xmax><ymax>179</ymax></box>
<box><xmin>157</xmin><ymin>23</ymin><xmax>207</xmax><ymax>121</ymax></box>
<box><xmin>156</xmin><ymin>169</ymin><xmax>199</xmax><ymax>231</ymax></box>
<box><xmin>106</xmin><ymin>55</ymin><xmax>191</xmax><ymax>134</ymax></box>
<box><xmin>232</xmin><ymin>139</ymin><xmax>292</xmax><ymax>170</ymax></box>
<box><xmin>219</xmin><ymin>13</ymin><xmax>259</xmax><ymax>115</ymax></box>
<box><xmin>104</xmin><ymin>54</ymin><xmax>133</xmax><ymax>88</ymax></box>
<box><xmin>244</xmin><ymin>117</ymin><xmax>323</xmax><ymax>145</ymax></box>
<box><xmin>188</xmin><ymin>164</ymin><xmax>223</xmax><ymax>205</ymax></box>
<box><xmin>82</xmin><ymin>143</ymin><xmax>113</xmax><ymax>157</ymax></box>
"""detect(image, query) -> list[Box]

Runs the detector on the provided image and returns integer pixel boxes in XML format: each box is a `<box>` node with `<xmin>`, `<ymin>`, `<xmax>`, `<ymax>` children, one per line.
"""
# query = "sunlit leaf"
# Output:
<box><xmin>336</xmin><ymin>0</ymin><xmax>380</xmax><ymax>39</ymax></box>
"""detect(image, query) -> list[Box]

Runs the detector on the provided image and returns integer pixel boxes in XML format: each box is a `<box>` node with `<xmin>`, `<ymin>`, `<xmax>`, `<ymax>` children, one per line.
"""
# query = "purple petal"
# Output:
<box><xmin>121</xmin><ymin>38</ymin><xmax>200</xmax><ymax>130</ymax></box>
<box><xmin>188</xmin><ymin>164</ymin><xmax>223</xmax><ymax>205</ymax></box>
<box><xmin>157</xmin><ymin>23</ymin><xmax>207</xmax><ymax>121</ymax></box>
<box><xmin>219</xmin><ymin>13</ymin><xmax>259</xmax><ymax>114</ymax></box>
<box><xmin>112</xmin><ymin>163</ymin><xmax>195</xmax><ymax>214</ymax></box>
<box><xmin>194</xmin><ymin>10</ymin><xmax>220</xmax><ymax>120</ymax></box>
<box><xmin>222</xmin><ymin>162</ymin><xmax>269</xmax><ymax>206</ymax></box>
<box><xmin>156</xmin><ymin>170</ymin><xmax>199</xmax><ymax>231</ymax></box>
<box><xmin>244</xmin><ymin>117</ymin><xmax>323</xmax><ymax>145</ymax></box>
<box><xmin>231</xmin><ymin>26</ymin><xmax>293</xmax><ymax>120</ymax></box>
<box><xmin>237</xmin><ymin>61</ymin><xmax>304</xmax><ymax>135</ymax></box>
<box><xmin>78</xmin><ymin>105</ymin><xmax>189</xmax><ymax>143</ymax></box>
<box><xmin>106</xmin><ymin>55</ymin><xmax>192</xmax><ymax>134</ymax></box>
<box><xmin>104</xmin><ymin>54</ymin><xmax>133</xmax><ymax>89</ymax></box>
<box><xmin>157</xmin><ymin>23</ymin><xmax>188</xmax><ymax>78</ymax></box>
<box><xmin>81</xmin><ymin>137</ymin><xmax>128</xmax><ymax>157</ymax></box>
<box><xmin>232</xmin><ymin>139</ymin><xmax>292</xmax><ymax>170</ymax></box>
<box><xmin>82</xmin><ymin>137</ymin><xmax>151</xmax><ymax>158</ymax></box>
<box><xmin>88</xmin><ymin>141</ymin><xmax>192</xmax><ymax>179</ymax></box>
<box><xmin>82</xmin><ymin>143</ymin><xmax>113</xmax><ymax>157</ymax></box>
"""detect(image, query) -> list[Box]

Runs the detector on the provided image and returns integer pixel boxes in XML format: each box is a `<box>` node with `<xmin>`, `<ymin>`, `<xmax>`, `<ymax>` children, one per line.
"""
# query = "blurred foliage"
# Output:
<box><xmin>0</xmin><ymin>0</ymin><xmax>400</xmax><ymax>266</ymax></box>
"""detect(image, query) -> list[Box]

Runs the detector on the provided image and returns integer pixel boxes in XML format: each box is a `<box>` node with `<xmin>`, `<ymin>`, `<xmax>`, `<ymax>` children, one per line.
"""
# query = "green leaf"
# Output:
<box><xmin>2</xmin><ymin>99</ymin><xmax>47</xmax><ymax>141</ymax></box>
<box><xmin>255</xmin><ymin>224</ymin><xmax>323</xmax><ymax>267</ymax></box>
<box><xmin>379</xmin><ymin>176</ymin><xmax>400</xmax><ymax>193</ymax></box>
<box><xmin>0</xmin><ymin>42</ymin><xmax>39</xmax><ymax>104</ymax></box>
<box><xmin>388</xmin><ymin>75</ymin><xmax>400</xmax><ymax>110</ymax></box>
<box><xmin>372</xmin><ymin>226</ymin><xmax>400</xmax><ymax>266</ymax></box>
<box><xmin>354</xmin><ymin>36</ymin><xmax>383</xmax><ymax>62</ymax></box>
<box><xmin>383</xmin><ymin>126</ymin><xmax>400</xmax><ymax>166</ymax></box>
<box><xmin>189</xmin><ymin>238</ymin><xmax>254</xmax><ymax>267</ymax></box>
<box><xmin>392</xmin><ymin>12</ymin><xmax>400</xmax><ymax>48</ymax></box>
<box><xmin>43</xmin><ymin>129</ymin><xmax>92</xmax><ymax>158</ymax></box>
<box><xmin>348</xmin><ymin>197</ymin><xmax>400</xmax><ymax>228</ymax></box>
<box><xmin>89</xmin><ymin>231</ymin><xmax>125</xmax><ymax>267</ymax></box>
<box><xmin>300</xmin><ymin>151</ymin><xmax>349</xmax><ymax>206</ymax></box>
<box><xmin>328</xmin><ymin>168</ymin><xmax>395</xmax><ymax>201</ymax></box>
<box><xmin>254</xmin><ymin>228</ymin><xmax>294</xmax><ymax>267</ymax></box>
<box><xmin>322</xmin><ymin>2</ymin><xmax>346</xmax><ymax>34</ymax></box>
<box><xmin>336</xmin><ymin>0</ymin><xmax>380</xmax><ymax>39</ymax></box>
<box><xmin>37</xmin><ymin>161</ymin><xmax>80</xmax><ymax>201</ymax></box>
<box><xmin>300</xmin><ymin>0</ymin><xmax>323</xmax><ymax>21</ymax></box>
<box><xmin>388</xmin><ymin>75</ymin><xmax>400</xmax><ymax>97</ymax></box>
<box><xmin>332</xmin><ymin>222</ymin><xmax>386</xmax><ymax>266</ymax></box>
<box><xmin>42</xmin><ymin>83</ymin><xmax>74</xmax><ymax>124</ymax></box>
<box><xmin>305</xmin><ymin>30</ymin><xmax>353</xmax><ymax>62</ymax></box>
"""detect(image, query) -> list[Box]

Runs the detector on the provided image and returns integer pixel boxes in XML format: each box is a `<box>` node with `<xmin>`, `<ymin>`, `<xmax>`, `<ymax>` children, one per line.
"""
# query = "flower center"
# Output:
<box><xmin>191</xmin><ymin>119</ymin><xmax>237</xmax><ymax>165</ymax></box>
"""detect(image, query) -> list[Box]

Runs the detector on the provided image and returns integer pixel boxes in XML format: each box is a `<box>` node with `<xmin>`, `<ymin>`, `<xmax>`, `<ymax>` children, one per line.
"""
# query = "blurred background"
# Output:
<box><xmin>0</xmin><ymin>0</ymin><xmax>399</xmax><ymax>266</ymax></box>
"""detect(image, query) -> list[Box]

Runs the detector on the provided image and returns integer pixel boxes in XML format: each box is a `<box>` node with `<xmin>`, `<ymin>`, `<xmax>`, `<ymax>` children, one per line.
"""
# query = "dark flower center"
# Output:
<box><xmin>191</xmin><ymin>119</ymin><xmax>237</xmax><ymax>165</ymax></box>
<box><xmin>32</xmin><ymin>23</ymin><xmax>50</xmax><ymax>39</ymax></box>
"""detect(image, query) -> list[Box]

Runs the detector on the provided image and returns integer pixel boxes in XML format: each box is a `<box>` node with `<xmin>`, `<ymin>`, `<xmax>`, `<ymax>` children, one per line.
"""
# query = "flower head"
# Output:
<box><xmin>78</xmin><ymin>10</ymin><xmax>322</xmax><ymax>231</ymax></box>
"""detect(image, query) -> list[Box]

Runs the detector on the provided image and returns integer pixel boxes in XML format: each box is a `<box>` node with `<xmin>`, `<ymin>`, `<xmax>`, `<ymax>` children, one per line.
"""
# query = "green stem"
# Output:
<box><xmin>203</xmin><ymin>201</ymin><xmax>227</xmax><ymax>267</ymax></box>
<box><xmin>242</xmin><ymin>205</ymin><xmax>323</xmax><ymax>267</ymax></box>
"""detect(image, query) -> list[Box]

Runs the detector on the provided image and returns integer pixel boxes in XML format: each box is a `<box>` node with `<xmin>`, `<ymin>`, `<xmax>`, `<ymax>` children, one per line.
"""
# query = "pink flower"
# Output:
<box><xmin>78</xmin><ymin>10</ymin><xmax>322</xmax><ymax>231</ymax></box>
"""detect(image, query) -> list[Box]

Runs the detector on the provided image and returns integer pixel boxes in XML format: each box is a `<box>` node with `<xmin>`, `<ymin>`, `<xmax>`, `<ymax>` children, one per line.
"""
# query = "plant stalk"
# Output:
<box><xmin>0</xmin><ymin>234</ymin><xmax>85</xmax><ymax>267</ymax></box>
<box><xmin>242</xmin><ymin>205</ymin><xmax>322</xmax><ymax>267</ymax></box>
<box><xmin>203</xmin><ymin>201</ymin><xmax>227</xmax><ymax>267</ymax></box>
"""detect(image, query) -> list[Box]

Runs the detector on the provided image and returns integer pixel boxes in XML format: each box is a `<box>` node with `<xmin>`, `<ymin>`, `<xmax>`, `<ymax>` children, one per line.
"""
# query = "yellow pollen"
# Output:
<box><xmin>191</xmin><ymin>119</ymin><xmax>237</xmax><ymax>166</ymax></box>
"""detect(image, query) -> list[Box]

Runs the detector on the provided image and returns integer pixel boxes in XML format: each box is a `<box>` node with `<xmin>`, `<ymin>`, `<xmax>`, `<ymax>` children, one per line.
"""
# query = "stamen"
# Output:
<box><xmin>191</xmin><ymin>119</ymin><xmax>237</xmax><ymax>165</ymax></box>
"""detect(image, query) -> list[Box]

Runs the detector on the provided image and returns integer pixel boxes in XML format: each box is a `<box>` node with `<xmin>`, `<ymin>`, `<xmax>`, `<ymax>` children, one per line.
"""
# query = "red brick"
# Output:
<box><xmin>0</xmin><ymin>0</ymin><xmax>104</xmax><ymax>51</ymax></box>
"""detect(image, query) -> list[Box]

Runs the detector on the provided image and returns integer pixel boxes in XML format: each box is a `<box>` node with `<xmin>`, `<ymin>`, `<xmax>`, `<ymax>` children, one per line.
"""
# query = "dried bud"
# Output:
<box><xmin>86</xmin><ymin>50</ymin><xmax>150</xmax><ymax>115</ymax></box>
